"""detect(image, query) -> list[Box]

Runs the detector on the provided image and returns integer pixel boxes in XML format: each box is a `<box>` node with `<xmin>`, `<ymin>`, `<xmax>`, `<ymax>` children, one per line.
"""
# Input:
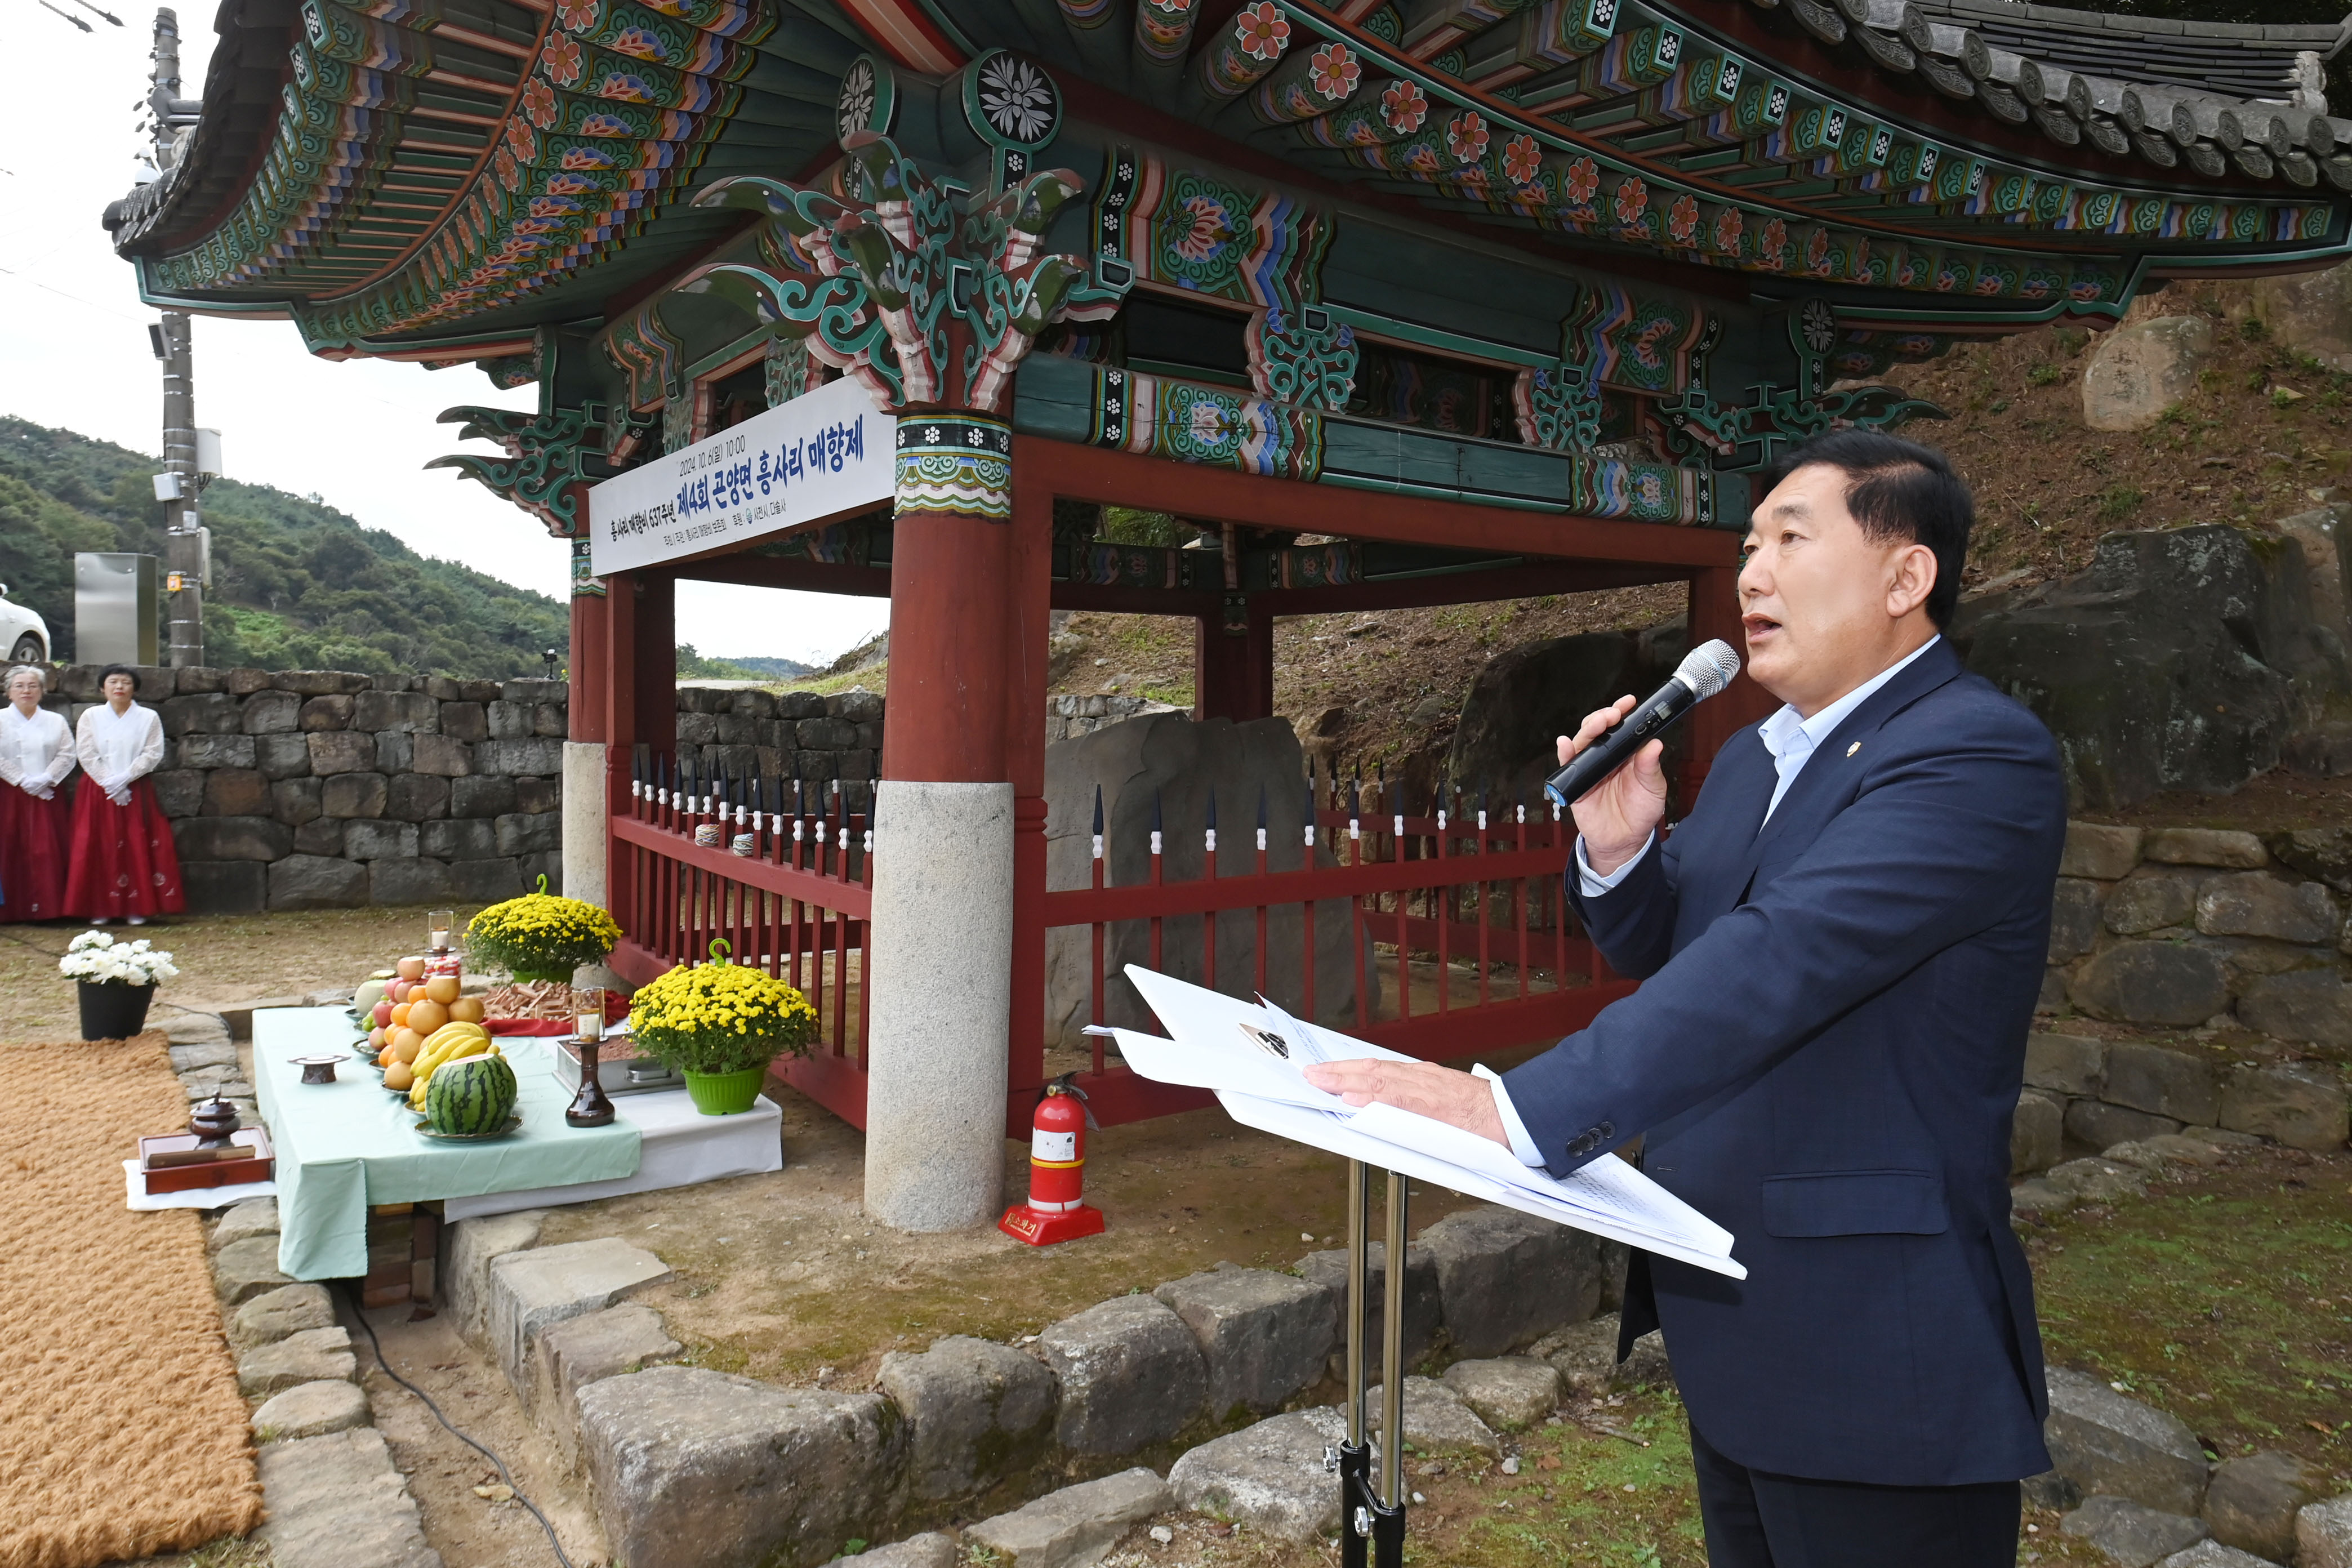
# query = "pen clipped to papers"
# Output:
<box><xmin>1113</xmin><ymin>965</ymin><xmax>1744</xmax><ymax>1280</ymax></box>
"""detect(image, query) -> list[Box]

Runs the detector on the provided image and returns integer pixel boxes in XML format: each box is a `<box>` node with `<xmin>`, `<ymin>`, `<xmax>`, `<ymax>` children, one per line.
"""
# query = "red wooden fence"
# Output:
<box><xmin>607</xmin><ymin>764</ymin><xmax>1632</xmax><ymax>1134</ymax></box>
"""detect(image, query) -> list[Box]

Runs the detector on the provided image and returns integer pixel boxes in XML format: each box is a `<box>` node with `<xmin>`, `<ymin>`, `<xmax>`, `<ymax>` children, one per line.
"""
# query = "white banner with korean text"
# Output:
<box><xmin>587</xmin><ymin>376</ymin><xmax>892</xmax><ymax>576</ymax></box>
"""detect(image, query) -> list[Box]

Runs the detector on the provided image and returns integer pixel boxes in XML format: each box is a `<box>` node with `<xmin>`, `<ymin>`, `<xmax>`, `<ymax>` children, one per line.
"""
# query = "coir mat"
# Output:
<box><xmin>0</xmin><ymin>1031</ymin><xmax>265</xmax><ymax>1566</ymax></box>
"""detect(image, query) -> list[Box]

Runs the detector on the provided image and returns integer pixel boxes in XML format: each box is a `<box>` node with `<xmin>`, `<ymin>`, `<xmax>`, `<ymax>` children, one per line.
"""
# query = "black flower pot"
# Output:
<box><xmin>79</xmin><ymin>982</ymin><xmax>157</xmax><ymax>1041</ymax></box>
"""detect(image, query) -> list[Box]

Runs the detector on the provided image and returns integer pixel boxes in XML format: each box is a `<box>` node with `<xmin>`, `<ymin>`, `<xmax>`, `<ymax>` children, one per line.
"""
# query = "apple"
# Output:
<box><xmin>372</xmin><ymin>1000</ymin><xmax>394</xmax><ymax>1028</ymax></box>
<box><xmin>395</xmin><ymin>956</ymin><xmax>428</xmax><ymax>982</ymax></box>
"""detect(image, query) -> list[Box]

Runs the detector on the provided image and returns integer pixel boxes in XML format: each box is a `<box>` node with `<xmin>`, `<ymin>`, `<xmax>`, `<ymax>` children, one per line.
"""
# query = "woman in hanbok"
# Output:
<box><xmin>63</xmin><ymin>666</ymin><xmax>184</xmax><ymax>925</ymax></box>
<box><xmin>0</xmin><ymin>665</ymin><xmax>75</xmax><ymax>921</ymax></box>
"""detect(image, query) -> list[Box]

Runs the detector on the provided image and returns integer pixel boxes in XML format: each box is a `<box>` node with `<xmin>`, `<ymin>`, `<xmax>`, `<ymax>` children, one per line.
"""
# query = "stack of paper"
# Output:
<box><xmin>1113</xmin><ymin>966</ymin><xmax>1744</xmax><ymax>1280</ymax></box>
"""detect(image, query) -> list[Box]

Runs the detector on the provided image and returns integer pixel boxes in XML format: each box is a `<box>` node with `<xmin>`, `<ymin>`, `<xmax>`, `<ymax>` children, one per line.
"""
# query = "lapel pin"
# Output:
<box><xmin>1845</xmin><ymin>742</ymin><xmax>1860</xmax><ymax>758</ymax></box>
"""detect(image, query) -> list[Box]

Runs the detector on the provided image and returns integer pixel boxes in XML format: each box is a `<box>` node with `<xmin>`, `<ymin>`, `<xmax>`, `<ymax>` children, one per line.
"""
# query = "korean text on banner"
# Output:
<box><xmin>587</xmin><ymin>377</ymin><xmax>894</xmax><ymax>576</ymax></box>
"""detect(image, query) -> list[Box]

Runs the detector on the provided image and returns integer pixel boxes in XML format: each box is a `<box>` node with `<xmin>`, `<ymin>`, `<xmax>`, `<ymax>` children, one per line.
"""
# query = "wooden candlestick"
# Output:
<box><xmin>565</xmin><ymin>1037</ymin><xmax>616</xmax><ymax>1128</ymax></box>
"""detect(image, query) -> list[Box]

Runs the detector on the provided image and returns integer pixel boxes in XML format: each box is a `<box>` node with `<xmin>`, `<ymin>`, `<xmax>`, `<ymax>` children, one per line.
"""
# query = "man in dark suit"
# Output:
<box><xmin>1305</xmin><ymin>430</ymin><xmax>2065</xmax><ymax>1567</ymax></box>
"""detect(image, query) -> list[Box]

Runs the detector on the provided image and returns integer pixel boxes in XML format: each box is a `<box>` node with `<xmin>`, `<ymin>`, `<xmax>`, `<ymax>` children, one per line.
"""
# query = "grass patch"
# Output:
<box><xmin>2023</xmin><ymin>1148</ymin><xmax>2352</xmax><ymax>1469</ymax></box>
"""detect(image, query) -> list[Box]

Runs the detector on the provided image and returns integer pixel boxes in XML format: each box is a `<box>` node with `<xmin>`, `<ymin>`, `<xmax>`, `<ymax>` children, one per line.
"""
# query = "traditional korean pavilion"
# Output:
<box><xmin>108</xmin><ymin>0</ymin><xmax>2352</xmax><ymax>1227</ymax></box>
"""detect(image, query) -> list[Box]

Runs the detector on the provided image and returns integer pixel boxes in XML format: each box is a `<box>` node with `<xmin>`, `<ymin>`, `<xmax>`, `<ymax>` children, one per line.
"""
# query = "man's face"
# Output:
<box><xmin>1739</xmin><ymin>462</ymin><xmax>1931</xmax><ymax>715</ymax></box>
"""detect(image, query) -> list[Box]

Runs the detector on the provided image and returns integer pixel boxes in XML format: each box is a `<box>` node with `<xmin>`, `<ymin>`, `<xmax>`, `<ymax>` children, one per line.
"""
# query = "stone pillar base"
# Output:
<box><xmin>863</xmin><ymin>779</ymin><xmax>1014</xmax><ymax>1231</ymax></box>
<box><xmin>562</xmin><ymin>740</ymin><xmax>609</xmax><ymax>908</ymax></box>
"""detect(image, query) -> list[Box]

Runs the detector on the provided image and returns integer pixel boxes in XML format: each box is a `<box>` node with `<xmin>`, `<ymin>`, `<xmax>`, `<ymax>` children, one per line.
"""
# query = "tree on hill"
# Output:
<box><xmin>0</xmin><ymin>417</ymin><xmax>569</xmax><ymax>677</ymax></box>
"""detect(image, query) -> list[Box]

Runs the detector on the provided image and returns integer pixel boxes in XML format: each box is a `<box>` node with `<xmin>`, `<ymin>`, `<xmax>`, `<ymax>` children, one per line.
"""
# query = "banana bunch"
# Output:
<box><xmin>407</xmin><ymin>1022</ymin><xmax>500</xmax><ymax>1110</ymax></box>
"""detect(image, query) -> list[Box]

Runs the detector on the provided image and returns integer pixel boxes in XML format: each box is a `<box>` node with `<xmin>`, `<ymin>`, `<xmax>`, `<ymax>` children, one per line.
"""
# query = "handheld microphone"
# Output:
<box><xmin>1543</xmin><ymin>639</ymin><xmax>1743</xmax><ymax>809</ymax></box>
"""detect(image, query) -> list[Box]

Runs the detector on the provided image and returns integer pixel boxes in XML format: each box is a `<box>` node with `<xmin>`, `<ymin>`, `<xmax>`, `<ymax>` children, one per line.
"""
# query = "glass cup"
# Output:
<box><xmin>427</xmin><ymin>908</ymin><xmax>455</xmax><ymax>954</ymax></box>
<box><xmin>576</xmin><ymin>986</ymin><xmax>604</xmax><ymax>1042</ymax></box>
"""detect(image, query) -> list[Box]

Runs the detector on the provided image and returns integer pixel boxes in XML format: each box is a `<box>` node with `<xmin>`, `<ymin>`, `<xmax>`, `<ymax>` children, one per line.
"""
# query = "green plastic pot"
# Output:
<box><xmin>681</xmin><ymin>1064</ymin><xmax>768</xmax><ymax>1115</ymax></box>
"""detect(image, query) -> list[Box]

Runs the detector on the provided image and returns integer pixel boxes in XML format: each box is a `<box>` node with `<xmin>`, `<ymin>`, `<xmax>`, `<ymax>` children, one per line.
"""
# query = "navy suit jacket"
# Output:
<box><xmin>1499</xmin><ymin>639</ymin><xmax>2065</xmax><ymax>1487</ymax></box>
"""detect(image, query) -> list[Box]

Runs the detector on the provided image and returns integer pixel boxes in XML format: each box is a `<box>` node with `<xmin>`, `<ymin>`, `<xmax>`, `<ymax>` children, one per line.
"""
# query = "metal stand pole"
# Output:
<box><xmin>1339</xmin><ymin>1162</ymin><xmax>1407</xmax><ymax>1567</ymax></box>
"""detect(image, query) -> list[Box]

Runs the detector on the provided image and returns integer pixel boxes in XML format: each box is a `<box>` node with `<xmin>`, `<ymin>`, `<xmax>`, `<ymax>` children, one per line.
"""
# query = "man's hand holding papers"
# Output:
<box><xmin>1299</xmin><ymin>1056</ymin><xmax>1509</xmax><ymax>1148</ymax></box>
<box><xmin>1113</xmin><ymin>966</ymin><xmax>1742</xmax><ymax>1280</ymax></box>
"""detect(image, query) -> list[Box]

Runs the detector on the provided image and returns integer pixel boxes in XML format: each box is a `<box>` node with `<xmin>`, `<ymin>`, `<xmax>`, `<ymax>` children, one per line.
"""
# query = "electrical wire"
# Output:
<box><xmin>342</xmin><ymin>1285</ymin><xmax>578</xmax><ymax>1568</ymax></box>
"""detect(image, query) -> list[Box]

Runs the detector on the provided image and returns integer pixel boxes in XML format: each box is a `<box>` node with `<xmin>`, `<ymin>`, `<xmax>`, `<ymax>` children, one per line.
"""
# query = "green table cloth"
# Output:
<box><xmin>256</xmin><ymin>1008</ymin><xmax>642</xmax><ymax>1280</ymax></box>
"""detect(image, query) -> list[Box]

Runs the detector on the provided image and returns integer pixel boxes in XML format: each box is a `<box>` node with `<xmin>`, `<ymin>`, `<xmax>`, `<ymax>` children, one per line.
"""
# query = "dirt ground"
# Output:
<box><xmin>0</xmin><ymin>906</ymin><xmax>480</xmax><ymax>1045</ymax></box>
<box><xmin>536</xmin><ymin>1080</ymin><xmax>1515</xmax><ymax>1391</ymax></box>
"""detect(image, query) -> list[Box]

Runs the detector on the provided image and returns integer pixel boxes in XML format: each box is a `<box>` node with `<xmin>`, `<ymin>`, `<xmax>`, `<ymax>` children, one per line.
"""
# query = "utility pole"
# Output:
<box><xmin>148</xmin><ymin>8</ymin><xmax>206</xmax><ymax>667</ymax></box>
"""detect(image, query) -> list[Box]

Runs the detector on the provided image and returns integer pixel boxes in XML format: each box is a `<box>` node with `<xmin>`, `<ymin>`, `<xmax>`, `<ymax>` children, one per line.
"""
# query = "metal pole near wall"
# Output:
<box><xmin>148</xmin><ymin>8</ymin><xmax>206</xmax><ymax>667</ymax></box>
<box><xmin>157</xmin><ymin>311</ymin><xmax>203</xmax><ymax>667</ymax></box>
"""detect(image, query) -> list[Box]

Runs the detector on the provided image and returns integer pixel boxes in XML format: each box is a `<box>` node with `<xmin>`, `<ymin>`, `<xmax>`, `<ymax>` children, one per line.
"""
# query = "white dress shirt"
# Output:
<box><xmin>75</xmin><ymin>703</ymin><xmax>166</xmax><ymax>802</ymax></box>
<box><xmin>1489</xmin><ymin>637</ymin><xmax>1943</xmax><ymax>1166</ymax></box>
<box><xmin>0</xmin><ymin>706</ymin><xmax>77</xmax><ymax>795</ymax></box>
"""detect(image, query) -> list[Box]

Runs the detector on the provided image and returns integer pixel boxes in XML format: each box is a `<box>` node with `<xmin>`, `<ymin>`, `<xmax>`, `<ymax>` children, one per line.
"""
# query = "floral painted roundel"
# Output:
<box><xmin>969</xmin><ymin>50</ymin><xmax>1060</xmax><ymax>147</ymax></box>
<box><xmin>836</xmin><ymin>56</ymin><xmax>898</xmax><ymax>145</ymax></box>
<box><xmin>1799</xmin><ymin>297</ymin><xmax>1836</xmax><ymax>354</ymax></box>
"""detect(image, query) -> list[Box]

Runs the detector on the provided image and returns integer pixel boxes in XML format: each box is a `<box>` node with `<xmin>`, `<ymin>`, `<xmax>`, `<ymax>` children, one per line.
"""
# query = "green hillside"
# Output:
<box><xmin>0</xmin><ymin>417</ymin><xmax>569</xmax><ymax>678</ymax></box>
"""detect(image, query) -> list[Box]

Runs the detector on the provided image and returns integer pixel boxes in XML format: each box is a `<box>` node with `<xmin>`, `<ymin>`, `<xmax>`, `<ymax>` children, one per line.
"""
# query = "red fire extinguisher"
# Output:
<box><xmin>999</xmin><ymin>1073</ymin><xmax>1106</xmax><ymax>1246</ymax></box>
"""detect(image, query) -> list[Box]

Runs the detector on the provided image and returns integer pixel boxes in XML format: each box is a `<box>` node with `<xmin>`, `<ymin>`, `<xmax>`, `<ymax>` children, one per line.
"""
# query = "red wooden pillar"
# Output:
<box><xmin>1005</xmin><ymin>460</ymin><xmax>1053</xmax><ymax>1135</ymax></box>
<box><xmin>600</xmin><ymin>568</ymin><xmax>638</xmax><ymax>938</ymax></box>
<box><xmin>567</xmin><ymin>532</ymin><xmax>607</xmax><ymax>747</ymax></box>
<box><xmin>632</xmin><ymin>571</ymin><xmax>677</xmax><ymax>758</ymax></box>
<box><xmin>1681</xmin><ymin>563</ymin><xmax>1774</xmax><ymax>800</ymax></box>
<box><xmin>1193</xmin><ymin>596</ymin><xmax>1275</xmax><ymax>721</ymax></box>
<box><xmin>866</xmin><ymin>416</ymin><xmax>1021</xmax><ymax>1232</ymax></box>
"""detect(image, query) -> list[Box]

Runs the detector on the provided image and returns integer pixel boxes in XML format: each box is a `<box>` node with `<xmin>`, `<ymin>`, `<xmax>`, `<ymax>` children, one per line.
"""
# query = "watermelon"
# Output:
<box><xmin>424</xmin><ymin>1052</ymin><xmax>518</xmax><ymax>1135</ymax></box>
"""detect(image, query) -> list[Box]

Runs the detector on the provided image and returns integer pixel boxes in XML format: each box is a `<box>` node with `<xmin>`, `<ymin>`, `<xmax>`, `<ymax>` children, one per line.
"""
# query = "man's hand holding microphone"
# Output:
<box><xmin>1299</xmin><ymin>640</ymin><xmax>1741</xmax><ymax>1146</ymax></box>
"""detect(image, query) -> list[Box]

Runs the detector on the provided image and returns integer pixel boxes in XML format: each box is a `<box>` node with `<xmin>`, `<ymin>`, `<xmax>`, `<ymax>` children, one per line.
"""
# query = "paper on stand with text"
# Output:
<box><xmin>587</xmin><ymin>376</ymin><xmax>893</xmax><ymax>576</ymax></box>
<box><xmin>1117</xmin><ymin>966</ymin><xmax>1744</xmax><ymax>1280</ymax></box>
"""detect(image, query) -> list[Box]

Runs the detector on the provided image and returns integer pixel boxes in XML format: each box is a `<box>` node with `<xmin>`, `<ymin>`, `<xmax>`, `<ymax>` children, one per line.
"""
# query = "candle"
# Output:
<box><xmin>577</xmin><ymin>1011</ymin><xmax>603</xmax><ymax>1041</ymax></box>
<box><xmin>427</xmin><ymin>908</ymin><xmax>454</xmax><ymax>953</ymax></box>
<box><xmin>576</xmin><ymin>987</ymin><xmax>604</xmax><ymax>1041</ymax></box>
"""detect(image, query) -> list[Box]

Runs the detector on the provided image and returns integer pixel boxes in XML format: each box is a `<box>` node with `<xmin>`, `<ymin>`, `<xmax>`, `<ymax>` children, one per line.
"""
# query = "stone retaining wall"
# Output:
<box><xmin>672</xmin><ymin>684</ymin><xmax>884</xmax><ymax>811</ymax></box>
<box><xmin>28</xmin><ymin>663</ymin><xmax>569</xmax><ymax>914</ymax></box>
<box><xmin>2015</xmin><ymin>822</ymin><xmax>2352</xmax><ymax>1171</ymax></box>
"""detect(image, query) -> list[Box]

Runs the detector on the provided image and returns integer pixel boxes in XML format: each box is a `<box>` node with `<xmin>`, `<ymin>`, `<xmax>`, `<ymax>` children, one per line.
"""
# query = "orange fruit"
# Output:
<box><xmin>406</xmin><ymin>997</ymin><xmax>449</xmax><ymax>1035</ymax></box>
<box><xmin>390</xmin><ymin>1002</ymin><xmax>411</xmax><ymax>1028</ymax></box>
<box><xmin>424</xmin><ymin>974</ymin><xmax>460</xmax><ymax>1006</ymax></box>
<box><xmin>376</xmin><ymin>1045</ymin><xmax>395</xmax><ymax>1067</ymax></box>
<box><xmin>447</xmin><ymin>996</ymin><xmax>484</xmax><ymax>1024</ymax></box>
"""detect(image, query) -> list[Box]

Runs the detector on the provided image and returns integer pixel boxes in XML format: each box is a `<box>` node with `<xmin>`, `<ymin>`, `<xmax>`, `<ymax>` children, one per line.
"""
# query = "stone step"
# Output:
<box><xmin>238</xmin><ymin>1326</ymin><xmax>357</xmax><ymax>1398</ymax></box>
<box><xmin>1362</xmin><ymin>1376</ymin><xmax>1502</xmax><ymax>1458</ymax></box>
<box><xmin>525</xmin><ymin>1302</ymin><xmax>680</xmax><ymax>1472</ymax></box>
<box><xmin>2060</xmin><ymin>1495</ymin><xmax>2209</xmax><ymax>1568</ymax></box>
<box><xmin>256</xmin><ymin>1427</ymin><xmax>442</xmax><ymax>1568</ymax></box>
<box><xmin>1034</xmin><ymin>1295</ymin><xmax>1205</xmax><ymax>1456</ymax></box>
<box><xmin>823</xmin><ymin>1535</ymin><xmax>956</xmax><ymax>1567</ymax></box>
<box><xmin>486</xmin><ymin>1235</ymin><xmax>670</xmax><ymax>1389</ymax></box>
<box><xmin>229</xmin><ymin>1282</ymin><xmax>336</xmax><ymax>1351</ymax></box>
<box><xmin>965</xmin><ymin>1467</ymin><xmax>1173</xmax><ymax>1568</ymax></box>
<box><xmin>208</xmin><ymin>1196</ymin><xmax>279</xmax><ymax>1254</ymax></box>
<box><xmin>876</xmin><ymin>1334</ymin><xmax>1056</xmax><ymax>1502</ymax></box>
<box><xmin>1168</xmin><ymin>1407</ymin><xmax>1347</xmax><ymax>1542</ymax></box>
<box><xmin>2044</xmin><ymin>1368</ymin><xmax>2209</xmax><ymax>1516</ymax></box>
<box><xmin>439</xmin><ymin>1209</ymin><xmax>545</xmax><ymax>1349</ymax></box>
<box><xmin>255</xmin><ymin>1379</ymin><xmax>373</xmax><ymax>1443</ymax></box>
<box><xmin>1153</xmin><ymin>1264</ymin><xmax>1334</xmax><ymax>1421</ymax></box>
<box><xmin>580</xmin><ymin>1365</ymin><xmax>904</xmax><ymax>1568</ymax></box>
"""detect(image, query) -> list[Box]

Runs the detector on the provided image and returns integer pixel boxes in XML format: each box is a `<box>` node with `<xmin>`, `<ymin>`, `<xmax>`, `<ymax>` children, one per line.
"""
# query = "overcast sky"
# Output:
<box><xmin>0</xmin><ymin>6</ymin><xmax>888</xmax><ymax>669</ymax></box>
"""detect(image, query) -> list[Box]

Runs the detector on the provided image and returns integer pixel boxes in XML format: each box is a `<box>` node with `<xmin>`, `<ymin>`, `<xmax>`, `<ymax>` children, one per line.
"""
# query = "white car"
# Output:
<box><xmin>0</xmin><ymin>586</ymin><xmax>50</xmax><ymax>664</ymax></box>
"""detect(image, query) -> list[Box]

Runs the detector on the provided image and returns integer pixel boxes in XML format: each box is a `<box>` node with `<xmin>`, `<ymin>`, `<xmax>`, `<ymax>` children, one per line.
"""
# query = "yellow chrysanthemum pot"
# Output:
<box><xmin>631</xmin><ymin>941</ymin><xmax>819</xmax><ymax>1115</ymax></box>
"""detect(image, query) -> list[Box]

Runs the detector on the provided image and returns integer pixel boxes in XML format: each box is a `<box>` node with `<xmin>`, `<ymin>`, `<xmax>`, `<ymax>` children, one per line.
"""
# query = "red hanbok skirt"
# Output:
<box><xmin>63</xmin><ymin>776</ymin><xmax>186</xmax><ymax>920</ymax></box>
<box><xmin>0</xmin><ymin>783</ymin><xmax>71</xmax><ymax>922</ymax></box>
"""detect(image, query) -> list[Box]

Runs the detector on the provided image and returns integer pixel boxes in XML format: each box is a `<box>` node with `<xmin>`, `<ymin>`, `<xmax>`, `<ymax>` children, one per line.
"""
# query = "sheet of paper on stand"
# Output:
<box><xmin>1116</xmin><ymin>966</ymin><xmax>1744</xmax><ymax>1280</ymax></box>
